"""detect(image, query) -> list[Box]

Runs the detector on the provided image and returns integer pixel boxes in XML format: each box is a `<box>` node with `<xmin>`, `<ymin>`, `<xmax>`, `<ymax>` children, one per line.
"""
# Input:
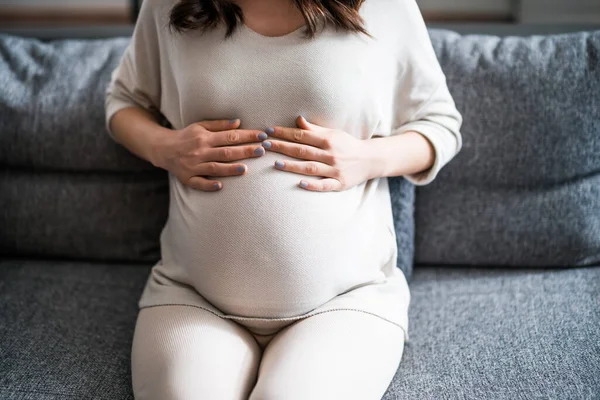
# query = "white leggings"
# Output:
<box><xmin>131</xmin><ymin>304</ymin><xmax>405</xmax><ymax>399</ymax></box>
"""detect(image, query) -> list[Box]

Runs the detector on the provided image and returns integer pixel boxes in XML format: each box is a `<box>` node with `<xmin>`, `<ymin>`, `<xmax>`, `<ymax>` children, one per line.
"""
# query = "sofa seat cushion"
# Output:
<box><xmin>0</xmin><ymin>259</ymin><xmax>149</xmax><ymax>400</ymax></box>
<box><xmin>387</xmin><ymin>265</ymin><xmax>600</xmax><ymax>399</ymax></box>
<box><xmin>1</xmin><ymin>260</ymin><xmax>598</xmax><ymax>399</ymax></box>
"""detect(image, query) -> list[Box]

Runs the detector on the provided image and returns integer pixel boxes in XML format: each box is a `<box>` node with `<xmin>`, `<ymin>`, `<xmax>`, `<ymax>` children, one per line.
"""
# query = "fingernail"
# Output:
<box><xmin>254</xmin><ymin>147</ymin><xmax>265</xmax><ymax>156</ymax></box>
<box><xmin>258</xmin><ymin>132</ymin><xmax>268</xmax><ymax>140</ymax></box>
<box><xmin>299</xmin><ymin>115</ymin><xmax>306</xmax><ymax>122</ymax></box>
<box><xmin>237</xmin><ymin>165</ymin><xmax>245</xmax><ymax>173</ymax></box>
<box><xmin>229</xmin><ymin>119</ymin><xmax>238</xmax><ymax>124</ymax></box>
<box><xmin>265</xmin><ymin>127</ymin><xmax>275</xmax><ymax>135</ymax></box>
<box><xmin>300</xmin><ymin>181</ymin><xmax>308</xmax><ymax>188</ymax></box>
<box><xmin>275</xmin><ymin>160</ymin><xmax>285</xmax><ymax>169</ymax></box>
<box><xmin>262</xmin><ymin>141</ymin><xmax>272</xmax><ymax>149</ymax></box>
<box><xmin>213</xmin><ymin>182</ymin><xmax>221</xmax><ymax>189</ymax></box>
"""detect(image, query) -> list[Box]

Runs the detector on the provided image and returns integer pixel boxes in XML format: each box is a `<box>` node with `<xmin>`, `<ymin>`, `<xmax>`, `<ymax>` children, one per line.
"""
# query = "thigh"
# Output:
<box><xmin>131</xmin><ymin>305</ymin><xmax>262</xmax><ymax>400</ymax></box>
<box><xmin>248</xmin><ymin>310</ymin><xmax>405</xmax><ymax>400</ymax></box>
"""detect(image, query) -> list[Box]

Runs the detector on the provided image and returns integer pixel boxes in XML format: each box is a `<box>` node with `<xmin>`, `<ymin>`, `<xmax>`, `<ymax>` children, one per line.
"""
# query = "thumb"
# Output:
<box><xmin>197</xmin><ymin>118</ymin><xmax>240</xmax><ymax>132</ymax></box>
<box><xmin>296</xmin><ymin>115</ymin><xmax>320</xmax><ymax>131</ymax></box>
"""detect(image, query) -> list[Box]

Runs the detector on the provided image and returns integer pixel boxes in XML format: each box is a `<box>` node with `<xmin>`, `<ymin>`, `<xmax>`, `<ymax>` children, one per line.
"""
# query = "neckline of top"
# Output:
<box><xmin>238</xmin><ymin>21</ymin><xmax>309</xmax><ymax>43</ymax></box>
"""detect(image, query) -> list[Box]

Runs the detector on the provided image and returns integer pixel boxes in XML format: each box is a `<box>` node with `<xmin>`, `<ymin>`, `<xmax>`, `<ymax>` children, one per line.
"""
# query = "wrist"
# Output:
<box><xmin>365</xmin><ymin>131</ymin><xmax>436</xmax><ymax>180</ymax></box>
<box><xmin>148</xmin><ymin>126</ymin><xmax>173</xmax><ymax>170</ymax></box>
<box><xmin>362</xmin><ymin>137</ymin><xmax>385</xmax><ymax>181</ymax></box>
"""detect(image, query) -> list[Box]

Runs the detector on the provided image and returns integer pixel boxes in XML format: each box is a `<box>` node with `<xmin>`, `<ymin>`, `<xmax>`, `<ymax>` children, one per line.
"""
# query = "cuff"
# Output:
<box><xmin>391</xmin><ymin>120</ymin><xmax>459</xmax><ymax>186</ymax></box>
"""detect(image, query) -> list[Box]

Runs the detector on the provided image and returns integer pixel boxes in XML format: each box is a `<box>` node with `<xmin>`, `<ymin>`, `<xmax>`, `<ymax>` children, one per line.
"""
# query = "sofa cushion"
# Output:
<box><xmin>1</xmin><ymin>259</ymin><xmax>598</xmax><ymax>399</ymax></box>
<box><xmin>415</xmin><ymin>29</ymin><xmax>600</xmax><ymax>267</ymax></box>
<box><xmin>0</xmin><ymin>34</ymin><xmax>166</xmax><ymax>173</ymax></box>
<box><xmin>388</xmin><ymin>177</ymin><xmax>415</xmax><ymax>281</ymax></box>
<box><xmin>0</xmin><ymin>170</ymin><xmax>168</xmax><ymax>263</ymax></box>
<box><xmin>388</xmin><ymin>264</ymin><xmax>600</xmax><ymax>399</ymax></box>
<box><xmin>0</xmin><ymin>259</ymin><xmax>149</xmax><ymax>400</ymax></box>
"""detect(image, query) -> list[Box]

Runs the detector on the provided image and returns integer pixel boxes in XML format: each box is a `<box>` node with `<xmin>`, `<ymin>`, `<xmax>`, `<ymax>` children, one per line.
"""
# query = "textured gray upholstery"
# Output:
<box><xmin>0</xmin><ymin>35</ymin><xmax>159</xmax><ymax>172</ymax></box>
<box><xmin>1</xmin><ymin>259</ymin><xmax>598</xmax><ymax>399</ymax></box>
<box><xmin>0</xmin><ymin>170</ymin><xmax>168</xmax><ymax>262</ymax></box>
<box><xmin>415</xmin><ymin>29</ymin><xmax>600</xmax><ymax>268</ymax></box>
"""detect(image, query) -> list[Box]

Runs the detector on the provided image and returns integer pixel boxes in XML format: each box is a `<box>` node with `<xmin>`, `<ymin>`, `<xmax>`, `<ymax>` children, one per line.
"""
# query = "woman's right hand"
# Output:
<box><xmin>154</xmin><ymin>119</ymin><xmax>268</xmax><ymax>191</ymax></box>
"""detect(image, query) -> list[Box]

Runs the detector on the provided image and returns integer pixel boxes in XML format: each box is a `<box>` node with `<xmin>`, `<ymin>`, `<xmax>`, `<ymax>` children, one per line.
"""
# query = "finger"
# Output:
<box><xmin>296</xmin><ymin>115</ymin><xmax>324</xmax><ymax>132</ymax></box>
<box><xmin>196</xmin><ymin>118</ymin><xmax>240</xmax><ymax>132</ymax></box>
<box><xmin>209</xmin><ymin>129</ymin><xmax>268</xmax><ymax>147</ymax></box>
<box><xmin>298</xmin><ymin>178</ymin><xmax>342</xmax><ymax>192</ymax></box>
<box><xmin>205</xmin><ymin>144</ymin><xmax>266</xmax><ymax>162</ymax></box>
<box><xmin>194</xmin><ymin>162</ymin><xmax>247</xmax><ymax>177</ymax></box>
<box><xmin>272</xmin><ymin>159</ymin><xmax>337</xmax><ymax>178</ymax></box>
<box><xmin>261</xmin><ymin>139</ymin><xmax>333</xmax><ymax>164</ymax></box>
<box><xmin>265</xmin><ymin>125</ymin><xmax>330</xmax><ymax>149</ymax></box>
<box><xmin>186</xmin><ymin>175</ymin><xmax>222</xmax><ymax>191</ymax></box>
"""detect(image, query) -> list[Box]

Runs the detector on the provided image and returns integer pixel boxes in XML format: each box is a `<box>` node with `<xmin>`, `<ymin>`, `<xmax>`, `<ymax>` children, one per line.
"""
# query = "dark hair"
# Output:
<box><xmin>168</xmin><ymin>0</ymin><xmax>370</xmax><ymax>39</ymax></box>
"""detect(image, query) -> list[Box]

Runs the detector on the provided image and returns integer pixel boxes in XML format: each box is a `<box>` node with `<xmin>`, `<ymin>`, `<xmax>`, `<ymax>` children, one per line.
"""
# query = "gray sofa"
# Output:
<box><xmin>1</xmin><ymin>23</ymin><xmax>599</xmax><ymax>400</ymax></box>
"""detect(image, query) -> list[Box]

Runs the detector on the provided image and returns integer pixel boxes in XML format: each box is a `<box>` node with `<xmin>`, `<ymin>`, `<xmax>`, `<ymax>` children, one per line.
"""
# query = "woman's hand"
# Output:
<box><xmin>261</xmin><ymin>116</ymin><xmax>375</xmax><ymax>192</ymax></box>
<box><xmin>154</xmin><ymin>119</ymin><xmax>268</xmax><ymax>191</ymax></box>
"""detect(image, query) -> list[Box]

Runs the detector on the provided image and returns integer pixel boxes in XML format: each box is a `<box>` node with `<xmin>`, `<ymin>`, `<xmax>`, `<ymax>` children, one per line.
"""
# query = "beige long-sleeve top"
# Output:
<box><xmin>105</xmin><ymin>0</ymin><xmax>462</xmax><ymax>343</ymax></box>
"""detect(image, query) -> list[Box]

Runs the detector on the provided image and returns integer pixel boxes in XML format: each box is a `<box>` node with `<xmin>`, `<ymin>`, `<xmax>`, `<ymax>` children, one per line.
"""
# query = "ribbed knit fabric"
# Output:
<box><xmin>104</xmin><ymin>0</ymin><xmax>462</xmax><ymax>344</ymax></box>
<box><xmin>132</xmin><ymin>305</ymin><xmax>405</xmax><ymax>400</ymax></box>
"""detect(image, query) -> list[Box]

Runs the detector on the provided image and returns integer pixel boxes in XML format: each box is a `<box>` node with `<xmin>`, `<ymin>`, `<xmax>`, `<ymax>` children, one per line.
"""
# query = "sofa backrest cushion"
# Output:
<box><xmin>0</xmin><ymin>35</ymin><xmax>160</xmax><ymax>172</ymax></box>
<box><xmin>0</xmin><ymin>34</ymin><xmax>168</xmax><ymax>263</ymax></box>
<box><xmin>415</xmin><ymin>29</ymin><xmax>600</xmax><ymax>267</ymax></box>
<box><xmin>0</xmin><ymin>170</ymin><xmax>169</xmax><ymax>263</ymax></box>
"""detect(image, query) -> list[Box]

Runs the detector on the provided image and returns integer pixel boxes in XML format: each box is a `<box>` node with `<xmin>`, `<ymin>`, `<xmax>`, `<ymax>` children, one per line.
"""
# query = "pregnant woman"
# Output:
<box><xmin>105</xmin><ymin>0</ymin><xmax>462</xmax><ymax>398</ymax></box>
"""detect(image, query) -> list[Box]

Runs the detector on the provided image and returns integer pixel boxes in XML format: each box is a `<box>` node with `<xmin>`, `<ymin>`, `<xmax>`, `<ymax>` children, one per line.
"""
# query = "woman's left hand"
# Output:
<box><xmin>262</xmin><ymin>116</ymin><xmax>374</xmax><ymax>192</ymax></box>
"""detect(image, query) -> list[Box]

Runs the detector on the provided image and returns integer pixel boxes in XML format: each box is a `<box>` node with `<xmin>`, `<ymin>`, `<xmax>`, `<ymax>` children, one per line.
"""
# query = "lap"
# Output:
<box><xmin>248</xmin><ymin>309</ymin><xmax>406</xmax><ymax>400</ymax></box>
<box><xmin>131</xmin><ymin>305</ymin><xmax>262</xmax><ymax>400</ymax></box>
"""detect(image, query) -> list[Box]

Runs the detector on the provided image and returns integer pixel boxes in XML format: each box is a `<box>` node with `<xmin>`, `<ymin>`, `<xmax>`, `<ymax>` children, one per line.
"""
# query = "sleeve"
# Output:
<box><xmin>104</xmin><ymin>0</ymin><xmax>163</xmax><ymax>140</ymax></box>
<box><xmin>389</xmin><ymin>0</ymin><xmax>463</xmax><ymax>186</ymax></box>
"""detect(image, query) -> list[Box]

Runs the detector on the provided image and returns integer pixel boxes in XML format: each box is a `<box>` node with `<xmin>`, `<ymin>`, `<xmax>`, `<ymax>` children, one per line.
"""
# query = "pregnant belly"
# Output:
<box><xmin>160</xmin><ymin>151</ymin><xmax>390</xmax><ymax>318</ymax></box>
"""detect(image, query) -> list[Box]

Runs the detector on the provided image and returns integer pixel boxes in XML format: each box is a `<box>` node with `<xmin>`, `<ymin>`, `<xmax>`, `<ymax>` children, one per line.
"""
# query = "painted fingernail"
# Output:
<box><xmin>258</xmin><ymin>132</ymin><xmax>268</xmax><ymax>140</ymax></box>
<box><xmin>262</xmin><ymin>141</ymin><xmax>272</xmax><ymax>149</ymax></box>
<box><xmin>265</xmin><ymin>127</ymin><xmax>275</xmax><ymax>135</ymax></box>
<box><xmin>213</xmin><ymin>182</ymin><xmax>221</xmax><ymax>189</ymax></box>
<box><xmin>275</xmin><ymin>160</ymin><xmax>285</xmax><ymax>169</ymax></box>
<box><xmin>300</xmin><ymin>181</ymin><xmax>308</xmax><ymax>188</ymax></box>
<box><xmin>254</xmin><ymin>147</ymin><xmax>265</xmax><ymax>156</ymax></box>
<box><xmin>237</xmin><ymin>165</ymin><xmax>245</xmax><ymax>173</ymax></box>
<box><xmin>229</xmin><ymin>119</ymin><xmax>238</xmax><ymax>124</ymax></box>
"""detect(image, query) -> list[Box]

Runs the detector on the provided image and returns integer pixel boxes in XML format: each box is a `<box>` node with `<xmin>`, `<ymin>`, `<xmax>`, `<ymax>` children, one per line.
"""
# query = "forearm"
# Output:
<box><xmin>109</xmin><ymin>106</ymin><xmax>171</xmax><ymax>168</ymax></box>
<box><xmin>365</xmin><ymin>131</ymin><xmax>435</xmax><ymax>180</ymax></box>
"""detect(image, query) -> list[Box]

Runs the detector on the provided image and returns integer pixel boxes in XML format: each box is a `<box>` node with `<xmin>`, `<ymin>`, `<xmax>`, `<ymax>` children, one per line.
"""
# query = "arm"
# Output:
<box><xmin>369</xmin><ymin>0</ymin><xmax>463</xmax><ymax>185</ymax></box>
<box><xmin>109</xmin><ymin>106</ymin><xmax>171</xmax><ymax>167</ymax></box>
<box><xmin>365</xmin><ymin>130</ymin><xmax>436</xmax><ymax>182</ymax></box>
<box><xmin>104</xmin><ymin>0</ymin><xmax>166</xmax><ymax>166</ymax></box>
